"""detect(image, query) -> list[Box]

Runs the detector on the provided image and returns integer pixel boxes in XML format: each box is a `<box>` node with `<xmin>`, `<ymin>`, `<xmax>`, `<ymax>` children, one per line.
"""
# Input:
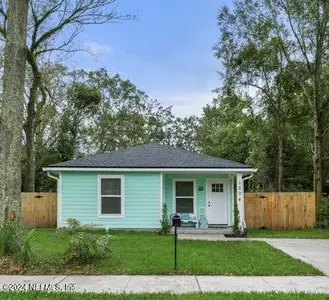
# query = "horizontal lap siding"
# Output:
<box><xmin>61</xmin><ymin>172</ymin><xmax>161</xmax><ymax>228</ymax></box>
<box><xmin>165</xmin><ymin>173</ymin><xmax>233</xmax><ymax>225</ymax></box>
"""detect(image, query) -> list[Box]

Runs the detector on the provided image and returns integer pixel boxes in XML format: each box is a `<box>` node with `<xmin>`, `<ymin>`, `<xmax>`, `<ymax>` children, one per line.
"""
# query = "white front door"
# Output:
<box><xmin>206</xmin><ymin>180</ymin><xmax>228</xmax><ymax>225</ymax></box>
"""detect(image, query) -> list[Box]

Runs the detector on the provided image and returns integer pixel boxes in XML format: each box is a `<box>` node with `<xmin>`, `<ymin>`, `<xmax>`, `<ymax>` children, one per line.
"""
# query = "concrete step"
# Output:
<box><xmin>172</xmin><ymin>227</ymin><xmax>233</xmax><ymax>234</ymax></box>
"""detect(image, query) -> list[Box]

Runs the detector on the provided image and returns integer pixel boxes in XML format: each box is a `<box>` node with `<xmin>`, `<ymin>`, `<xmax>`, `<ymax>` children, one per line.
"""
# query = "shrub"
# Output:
<box><xmin>0</xmin><ymin>220</ymin><xmax>37</xmax><ymax>266</ymax></box>
<box><xmin>65</xmin><ymin>232</ymin><xmax>112</xmax><ymax>264</ymax></box>
<box><xmin>63</xmin><ymin>218</ymin><xmax>102</xmax><ymax>234</ymax></box>
<box><xmin>0</xmin><ymin>219</ymin><xmax>21</xmax><ymax>256</ymax></box>
<box><xmin>159</xmin><ymin>204</ymin><xmax>172</xmax><ymax>235</ymax></box>
<box><xmin>58</xmin><ymin>218</ymin><xmax>113</xmax><ymax>265</ymax></box>
<box><xmin>66</xmin><ymin>218</ymin><xmax>82</xmax><ymax>234</ymax></box>
<box><xmin>317</xmin><ymin>196</ymin><xmax>329</xmax><ymax>228</ymax></box>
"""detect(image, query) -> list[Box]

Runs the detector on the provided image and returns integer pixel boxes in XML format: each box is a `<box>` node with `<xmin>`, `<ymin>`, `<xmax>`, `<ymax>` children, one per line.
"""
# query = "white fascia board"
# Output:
<box><xmin>42</xmin><ymin>167</ymin><xmax>256</xmax><ymax>173</ymax></box>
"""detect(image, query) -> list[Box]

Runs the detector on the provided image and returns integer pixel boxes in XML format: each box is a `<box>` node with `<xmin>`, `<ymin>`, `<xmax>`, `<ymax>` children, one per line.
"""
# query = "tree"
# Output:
<box><xmin>57</xmin><ymin>82</ymin><xmax>102</xmax><ymax>160</ymax></box>
<box><xmin>0</xmin><ymin>0</ymin><xmax>134</xmax><ymax>192</ymax></box>
<box><xmin>0</xmin><ymin>0</ymin><xmax>29</xmax><ymax>222</ymax></box>
<box><xmin>214</xmin><ymin>0</ymin><xmax>329</xmax><ymax>200</ymax></box>
<box><xmin>71</xmin><ymin>69</ymin><xmax>174</xmax><ymax>153</ymax></box>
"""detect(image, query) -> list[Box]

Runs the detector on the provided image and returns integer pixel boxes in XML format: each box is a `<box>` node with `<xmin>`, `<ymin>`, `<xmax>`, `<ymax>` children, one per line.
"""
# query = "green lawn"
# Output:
<box><xmin>248</xmin><ymin>228</ymin><xmax>329</xmax><ymax>239</ymax></box>
<box><xmin>1</xmin><ymin>229</ymin><xmax>322</xmax><ymax>275</ymax></box>
<box><xmin>1</xmin><ymin>292</ymin><xmax>329</xmax><ymax>300</ymax></box>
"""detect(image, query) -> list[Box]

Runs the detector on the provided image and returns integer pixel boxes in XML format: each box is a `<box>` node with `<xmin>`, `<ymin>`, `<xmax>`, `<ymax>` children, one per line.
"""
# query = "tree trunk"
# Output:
<box><xmin>313</xmin><ymin>111</ymin><xmax>323</xmax><ymax>208</ymax></box>
<box><xmin>23</xmin><ymin>77</ymin><xmax>39</xmax><ymax>192</ymax></box>
<box><xmin>313</xmin><ymin>13</ymin><xmax>325</xmax><ymax>209</ymax></box>
<box><xmin>0</xmin><ymin>0</ymin><xmax>29</xmax><ymax>223</ymax></box>
<box><xmin>278</xmin><ymin>128</ymin><xmax>284</xmax><ymax>192</ymax></box>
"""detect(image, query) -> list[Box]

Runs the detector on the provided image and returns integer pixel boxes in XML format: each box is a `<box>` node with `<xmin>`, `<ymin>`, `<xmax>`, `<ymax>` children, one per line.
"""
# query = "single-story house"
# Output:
<box><xmin>43</xmin><ymin>143</ymin><xmax>256</xmax><ymax>231</ymax></box>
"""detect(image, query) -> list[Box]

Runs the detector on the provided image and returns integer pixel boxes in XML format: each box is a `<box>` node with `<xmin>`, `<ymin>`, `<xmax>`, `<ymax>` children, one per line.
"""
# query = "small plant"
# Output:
<box><xmin>65</xmin><ymin>232</ymin><xmax>112</xmax><ymax>264</ymax></box>
<box><xmin>0</xmin><ymin>219</ymin><xmax>37</xmax><ymax>266</ymax></box>
<box><xmin>233</xmin><ymin>198</ymin><xmax>241</xmax><ymax>236</ymax></box>
<box><xmin>58</xmin><ymin>218</ymin><xmax>113</xmax><ymax>265</ymax></box>
<box><xmin>317</xmin><ymin>196</ymin><xmax>329</xmax><ymax>228</ymax></box>
<box><xmin>66</xmin><ymin>218</ymin><xmax>82</xmax><ymax>234</ymax></box>
<box><xmin>159</xmin><ymin>203</ymin><xmax>172</xmax><ymax>235</ymax></box>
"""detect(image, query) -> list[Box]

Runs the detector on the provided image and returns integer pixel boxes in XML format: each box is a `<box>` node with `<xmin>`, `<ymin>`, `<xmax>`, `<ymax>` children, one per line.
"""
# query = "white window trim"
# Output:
<box><xmin>172</xmin><ymin>178</ymin><xmax>197</xmax><ymax>215</ymax></box>
<box><xmin>97</xmin><ymin>175</ymin><xmax>125</xmax><ymax>218</ymax></box>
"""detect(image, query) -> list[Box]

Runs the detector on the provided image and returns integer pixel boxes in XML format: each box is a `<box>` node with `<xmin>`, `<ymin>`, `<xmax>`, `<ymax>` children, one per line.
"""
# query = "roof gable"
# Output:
<box><xmin>46</xmin><ymin>143</ymin><xmax>250</xmax><ymax>169</ymax></box>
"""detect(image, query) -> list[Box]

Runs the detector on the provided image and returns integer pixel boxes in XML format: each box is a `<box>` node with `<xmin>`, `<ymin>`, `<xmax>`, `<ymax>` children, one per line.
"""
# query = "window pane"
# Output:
<box><xmin>176</xmin><ymin>181</ymin><xmax>193</xmax><ymax>196</ymax></box>
<box><xmin>101</xmin><ymin>178</ymin><xmax>121</xmax><ymax>195</ymax></box>
<box><xmin>101</xmin><ymin>197</ymin><xmax>121</xmax><ymax>214</ymax></box>
<box><xmin>176</xmin><ymin>198</ymin><xmax>193</xmax><ymax>213</ymax></box>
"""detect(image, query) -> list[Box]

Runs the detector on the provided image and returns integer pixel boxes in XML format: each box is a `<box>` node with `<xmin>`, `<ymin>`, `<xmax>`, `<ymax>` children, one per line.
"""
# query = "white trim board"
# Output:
<box><xmin>172</xmin><ymin>178</ymin><xmax>197</xmax><ymax>215</ymax></box>
<box><xmin>43</xmin><ymin>167</ymin><xmax>256</xmax><ymax>173</ymax></box>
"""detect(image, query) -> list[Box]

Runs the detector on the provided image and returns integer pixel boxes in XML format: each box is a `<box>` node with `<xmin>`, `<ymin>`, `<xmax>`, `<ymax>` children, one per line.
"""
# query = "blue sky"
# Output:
<box><xmin>69</xmin><ymin>0</ymin><xmax>232</xmax><ymax>117</ymax></box>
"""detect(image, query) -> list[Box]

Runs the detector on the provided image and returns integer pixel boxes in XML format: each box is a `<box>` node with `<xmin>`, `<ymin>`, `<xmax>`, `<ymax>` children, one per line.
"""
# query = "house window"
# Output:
<box><xmin>98</xmin><ymin>175</ymin><xmax>124</xmax><ymax>217</ymax></box>
<box><xmin>212</xmin><ymin>183</ymin><xmax>223</xmax><ymax>192</ymax></box>
<box><xmin>175</xmin><ymin>180</ymin><xmax>194</xmax><ymax>213</ymax></box>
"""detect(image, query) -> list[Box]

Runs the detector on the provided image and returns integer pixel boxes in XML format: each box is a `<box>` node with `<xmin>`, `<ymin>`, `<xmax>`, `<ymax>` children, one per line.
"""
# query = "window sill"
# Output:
<box><xmin>97</xmin><ymin>214</ymin><xmax>125</xmax><ymax>219</ymax></box>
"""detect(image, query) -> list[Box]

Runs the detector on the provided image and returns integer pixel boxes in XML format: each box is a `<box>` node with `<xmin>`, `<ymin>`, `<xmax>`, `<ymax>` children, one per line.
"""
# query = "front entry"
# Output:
<box><xmin>206</xmin><ymin>179</ymin><xmax>228</xmax><ymax>225</ymax></box>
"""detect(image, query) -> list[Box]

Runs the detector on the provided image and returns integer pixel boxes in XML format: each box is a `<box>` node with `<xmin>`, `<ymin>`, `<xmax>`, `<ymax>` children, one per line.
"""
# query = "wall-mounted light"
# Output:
<box><xmin>198</xmin><ymin>185</ymin><xmax>204</xmax><ymax>191</ymax></box>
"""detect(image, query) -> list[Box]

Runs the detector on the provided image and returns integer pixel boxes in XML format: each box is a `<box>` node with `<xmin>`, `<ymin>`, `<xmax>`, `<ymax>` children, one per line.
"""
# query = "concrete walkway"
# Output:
<box><xmin>265</xmin><ymin>239</ymin><xmax>329</xmax><ymax>277</ymax></box>
<box><xmin>1</xmin><ymin>275</ymin><xmax>329</xmax><ymax>294</ymax></box>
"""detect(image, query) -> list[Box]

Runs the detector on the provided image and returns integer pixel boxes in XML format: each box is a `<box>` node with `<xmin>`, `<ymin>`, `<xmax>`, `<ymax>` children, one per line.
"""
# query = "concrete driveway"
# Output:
<box><xmin>265</xmin><ymin>239</ymin><xmax>329</xmax><ymax>276</ymax></box>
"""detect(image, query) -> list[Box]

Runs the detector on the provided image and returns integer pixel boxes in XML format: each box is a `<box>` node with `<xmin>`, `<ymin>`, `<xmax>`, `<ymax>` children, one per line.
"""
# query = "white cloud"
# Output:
<box><xmin>85</xmin><ymin>42</ymin><xmax>113</xmax><ymax>56</ymax></box>
<box><xmin>151</xmin><ymin>91</ymin><xmax>216</xmax><ymax>117</ymax></box>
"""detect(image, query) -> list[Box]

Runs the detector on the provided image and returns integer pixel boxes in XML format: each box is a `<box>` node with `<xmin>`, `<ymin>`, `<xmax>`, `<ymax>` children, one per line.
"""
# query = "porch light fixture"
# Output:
<box><xmin>198</xmin><ymin>185</ymin><xmax>204</xmax><ymax>191</ymax></box>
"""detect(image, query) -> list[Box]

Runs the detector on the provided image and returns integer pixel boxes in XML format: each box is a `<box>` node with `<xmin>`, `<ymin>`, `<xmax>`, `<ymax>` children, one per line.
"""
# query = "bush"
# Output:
<box><xmin>317</xmin><ymin>197</ymin><xmax>329</xmax><ymax>228</ymax></box>
<box><xmin>63</xmin><ymin>218</ymin><xmax>102</xmax><ymax>234</ymax></box>
<box><xmin>0</xmin><ymin>220</ymin><xmax>37</xmax><ymax>266</ymax></box>
<box><xmin>159</xmin><ymin>204</ymin><xmax>172</xmax><ymax>235</ymax></box>
<box><xmin>58</xmin><ymin>218</ymin><xmax>113</xmax><ymax>265</ymax></box>
<box><xmin>65</xmin><ymin>232</ymin><xmax>112</xmax><ymax>264</ymax></box>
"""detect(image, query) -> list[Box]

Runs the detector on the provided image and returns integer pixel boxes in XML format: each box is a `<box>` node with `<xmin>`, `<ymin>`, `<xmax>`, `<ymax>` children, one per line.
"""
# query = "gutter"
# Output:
<box><xmin>43</xmin><ymin>167</ymin><xmax>257</xmax><ymax>173</ymax></box>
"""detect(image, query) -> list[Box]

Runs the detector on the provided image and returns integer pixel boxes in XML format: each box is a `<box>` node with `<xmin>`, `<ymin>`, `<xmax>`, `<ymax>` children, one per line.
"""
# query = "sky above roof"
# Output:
<box><xmin>67</xmin><ymin>0</ymin><xmax>233</xmax><ymax>117</ymax></box>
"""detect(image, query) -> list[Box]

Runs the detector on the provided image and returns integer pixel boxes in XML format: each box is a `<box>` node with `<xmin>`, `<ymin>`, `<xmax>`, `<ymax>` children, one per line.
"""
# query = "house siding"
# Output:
<box><xmin>60</xmin><ymin>171</ymin><xmax>161</xmax><ymax>229</ymax></box>
<box><xmin>165</xmin><ymin>173</ymin><xmax>233</xmax><ymax>226</ymax></box>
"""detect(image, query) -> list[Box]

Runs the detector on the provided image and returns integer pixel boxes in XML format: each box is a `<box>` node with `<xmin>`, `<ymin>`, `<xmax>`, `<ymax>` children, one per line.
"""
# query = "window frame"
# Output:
<box><xmin>97</xmin><ymin>175</ymin><xmax>125</xmax><ymax>218</ymax></box>
<box><xmin>173</xmin><ymin>178</ymin><xmax>196</xmax><ymax>214</ymax></box>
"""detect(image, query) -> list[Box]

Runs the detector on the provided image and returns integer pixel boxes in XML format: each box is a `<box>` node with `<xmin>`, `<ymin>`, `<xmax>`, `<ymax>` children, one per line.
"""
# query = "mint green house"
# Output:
<box><xmin>43</xmin><ymin>143</ymin><xmax>255</xmax><ymax>231</ymax></box>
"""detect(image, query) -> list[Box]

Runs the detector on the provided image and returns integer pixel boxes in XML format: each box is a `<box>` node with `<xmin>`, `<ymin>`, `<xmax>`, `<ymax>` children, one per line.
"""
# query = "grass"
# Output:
<box><xmin>1</xmin><ymin>292</ymin><xmax>329</xmax><ymax>300</ymax></box>
<box><xmin>248</xmin><ymin>228</ymin><xmax>329</xmax><ymax>239</ymax></box>
<box><xmin>0</xmin><ymin>229</ymin><xmax>322</xmax><ymax>275</ymax></box>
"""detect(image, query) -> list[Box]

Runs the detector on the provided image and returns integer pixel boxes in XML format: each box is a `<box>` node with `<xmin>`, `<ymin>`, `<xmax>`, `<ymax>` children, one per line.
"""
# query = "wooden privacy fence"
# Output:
<box><xmin>20</xmin><ymin>192</ymin><xmax>316</xmax><ymax>229</ymax></box>
<box><xmin>244</xmin><ymin>192</ymin><xmax>315</xmax><ymax>230</ymax></box>
<box><xmin>21</xmin><ymin>193</ymin><xmax>57</xmax><ymax>227</ymax></box>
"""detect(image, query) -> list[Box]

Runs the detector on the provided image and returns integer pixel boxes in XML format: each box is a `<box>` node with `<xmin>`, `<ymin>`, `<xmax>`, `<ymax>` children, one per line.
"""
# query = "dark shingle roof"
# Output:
<box><xmin>47</xmin><ymin>143</ymin><xmax>250</xmax><ymax>169</ymax></box>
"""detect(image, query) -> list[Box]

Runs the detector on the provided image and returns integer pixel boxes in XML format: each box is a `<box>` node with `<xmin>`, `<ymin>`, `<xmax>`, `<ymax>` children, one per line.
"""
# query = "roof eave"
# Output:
<box><xmin>42</xmin><ymin>167</ymin><xmax>256</xmax><ymax>173</ymax></box>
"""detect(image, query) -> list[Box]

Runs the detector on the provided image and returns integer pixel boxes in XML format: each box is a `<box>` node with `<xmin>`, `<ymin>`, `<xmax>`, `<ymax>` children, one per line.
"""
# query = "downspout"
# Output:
<box><xmin>46</xmin><ymin>171</ymin><xmax>60</xmax><ymax>227</ymax></box>
<box><xmin>47</xmin><ymin>171</ymin><xmax>59</xmax><ymax>182</ymax></box>
<box><xmin>241</xmin><ymin>169</ymin><xmax>257</xmax><ymax>230</ymax></box>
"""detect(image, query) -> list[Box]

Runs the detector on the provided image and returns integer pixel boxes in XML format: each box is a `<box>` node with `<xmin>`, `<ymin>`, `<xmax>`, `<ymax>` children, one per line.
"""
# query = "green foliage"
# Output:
<box><xmin>0</xmin><ymin>220</ymin><xmax>37</xmax><ymax>266</ymax></box>
<box><xmin>64</xmin><ymin>232</ymin><xmax>113</xmax><ymax>264</ymax></box>
<box><xmin>65</xmin><ymin>218</ymin><xmax>83</xmax><ymax>234</ymax></box>
<box><xmin>0</xmin><ymin>220</ymin><xmax>21</xmax><ymax>257</ymax></box>
<box><xmin>317</xmin><ymin>197</ymin><xmax>329</xmax><ymax>229</ymax></box>
<box><xmin>67</xmin><ymin>82</ymin><xmax>101</xmax><ymax>113</ymax></box>
<box><xmin>159</xmin><ymin>204</ymin><xmax>172</xmax><ymax>235</ymax></box>
<box><xmin>232</xmin><ymin>198</ymin><xmax>240</xmax><ymax>236</ymax></box>
<box><xmin>58</xmin><ymin>218</ymin><xmax>112</xmax><ymax>265</ymax></box>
